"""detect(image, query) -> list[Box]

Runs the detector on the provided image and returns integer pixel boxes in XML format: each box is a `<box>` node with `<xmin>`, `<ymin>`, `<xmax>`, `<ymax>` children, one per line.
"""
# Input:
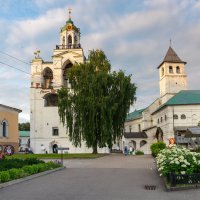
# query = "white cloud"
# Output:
<box><xmin>6</xmin><ymin>8</ymin><xmax>66</xmax><ymax>45</ymax></box>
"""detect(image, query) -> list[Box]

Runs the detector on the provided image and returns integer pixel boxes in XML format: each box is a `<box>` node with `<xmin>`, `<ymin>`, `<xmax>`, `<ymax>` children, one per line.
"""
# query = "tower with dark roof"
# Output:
<box><xmin>158</xmin><ymin>46</ymin><xmax>188</xmax><ymax>104</ymax></box>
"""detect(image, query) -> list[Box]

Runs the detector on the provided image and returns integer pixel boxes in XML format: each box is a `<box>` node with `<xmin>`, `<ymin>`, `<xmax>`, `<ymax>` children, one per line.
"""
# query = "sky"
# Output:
<box><xmin>1</xmin><ymin>0</ymin><xmax>200</xmax><ymax>122</ymax></box>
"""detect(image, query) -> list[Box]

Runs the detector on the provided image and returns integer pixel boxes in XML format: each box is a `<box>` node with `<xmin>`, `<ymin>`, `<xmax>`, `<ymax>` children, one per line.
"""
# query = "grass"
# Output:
<box><xmin>8</xmin><ymin>153</ymin><xmax>106</xmax><ymax>160</ymax></box>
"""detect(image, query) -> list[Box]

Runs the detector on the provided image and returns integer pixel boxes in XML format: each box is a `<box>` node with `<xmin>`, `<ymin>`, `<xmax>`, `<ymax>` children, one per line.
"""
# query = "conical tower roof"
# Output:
<box><xmin>158</xmin><ymin>46</ymin><xmax>186</xmax><ymax>68</ymax></box>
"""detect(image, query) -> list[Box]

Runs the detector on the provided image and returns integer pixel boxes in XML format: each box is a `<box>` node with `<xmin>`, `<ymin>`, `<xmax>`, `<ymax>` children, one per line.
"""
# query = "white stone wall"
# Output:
<box><xmin>159</xmin><ymin>62</ymin><xmax>187</xmax><ymax>104</ymax></box>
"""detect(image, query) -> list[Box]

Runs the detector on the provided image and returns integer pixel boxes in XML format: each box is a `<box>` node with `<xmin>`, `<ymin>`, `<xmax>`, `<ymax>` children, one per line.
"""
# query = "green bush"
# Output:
<box><xmin>22</xmin><ymin>165</ymin><xmax>37</xmax><ymax>175</ymax></box>
<box><xmin>0</xmin><ymin>162</ymin><xmax>61</xmax><ymax>183</ymax></box>
<box><xmin>157</xmin><ymin>146</ymin><xmax>200</xmax><ymax>176</ymax></box>
<box><xmin>0</xmin><ymin>158</ymin><xmax>44</xmax><ymax>171</ymax></box>
<box><xmin>135</xmin><ymin>150</ymin><xmax>144</xmax><ymax>155</ymax></box>
<box><xmin>195</xmin><ymin>146</ymin><xmax>200</xmax><ymax>153</ymax></box>
<box><xmin>0</xmin><ymin>171</ymin><xmax>10</xmax><ymax>183</ymax></box>
<box><xmin>7</xmin><ymin>169</ymin><xmax>25</xmax><ymax>179</ymax></box>
<box><xmin>150</xmin><ymin>142</ymin><xmax>166</xmax><ymax>157</ymax></box>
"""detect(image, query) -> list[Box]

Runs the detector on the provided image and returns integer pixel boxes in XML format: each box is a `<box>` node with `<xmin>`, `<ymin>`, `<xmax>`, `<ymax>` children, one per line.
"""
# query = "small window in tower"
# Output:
<box><xmin>165</xmin><ymin>115</ymin><xmax>167</xmax><ymax>121</ymax></box>
<box><xmin>157</xmin><ymin>119</ymin><xmax>159</xmax><ymax>124</ymax></box>
<box><xmin>62</xmin><ymin>36</ymin><xmax>65</xmax><ymax>46</ymax></box>
<box><xmin>161</xmin><ymin>68</ymin><xmax>164</xmax><ymax>76</ymax></box>
<box><xmin>68</xmin><ymin>35</ymin><xmax>72</xmax><ymax>48</ymax></box>
<box><xmin>138</xmin><ymin>124</ymin><xmax>141</xmax><ymax>132</ymax></box>
<box><xmin>52</xmin><ymin>127</ymin><xmax>59</xmax><ymax>136</ymax></box>
<box><xmin>169</xmin><ymin>66</ymin><xmax>173</xmax><ymax>73</ymax></box>
<box><xmin>173</xmin><ymin>114</ymin><xmax>178</xmax><ymax>120</ymax></box>
<box><xmin>181</xmin><ymin>114</ymin><xmax>186</xmax><ymax>119</ymax></box>
<box><xmin>129</xmin><ymin>125</ymin><xmax>132</xmax><ymax>133</ymax></box>
<box><xmin>176</xmin><ymin>66</ymin><xmax>180</xmax><ymax>74</ymax></box>
<box><xmin>161</xmin><ymin>117</ymin><xmax>163</xmax><ymax>123</ymax></box>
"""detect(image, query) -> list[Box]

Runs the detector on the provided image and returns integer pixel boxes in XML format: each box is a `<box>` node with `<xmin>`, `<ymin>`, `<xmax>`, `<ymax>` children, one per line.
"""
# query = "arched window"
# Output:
<box><xmin>68</xmin><ymin>35</ymin><xmax>72</xmax><ymax>47</ymax></box>
<box><xmin>129</xmin><ymin>125</ymin><xmax>132</xmax><ymax>133</ymax></box>
<box><xmin>176</xmin><ymin>66</ymin><xmax>180</xmax><ymax>74</ymax></box>
<box><xmin>161</xmin><ymin>117</ymin><xmax>163</xmax><ymax>123</ymax></box>
<box><xmin>140</xmin><ymin>140</ymin><xmax>147</xmax><ymax>147</ymax></box>
<box><xmin>74</xmin><ymin>35</ymin><xmax>77</xmax><ymax>42</ymax></box>
<box><xmin>44</xmin><ymin>93</ymin><xmax>58</xmax><ymax>107</ymax></box>
<box><xmin>165</xmin><ymin>115</ymin><xmax>167</xmax><ymax>121</ymax></box>
<box><xmin>63</xmin><ymin>63</ymin><xmax>73</xmax><ymax>87</ymax></box>
<box><xmin>2</xmin><ymin>120</ymin><xmax>8</xmax><ymax>137</ymax></box>
<box><xmin>161</xmin><ymin>68</ymin><xmax>164</xmax><ymax>76</ymax></box>
<box><xmin>43</xmin><ymin>67</ymin><xmax>53</xmax><ymax>89</ymax></box>
<box><xmin>169</xmin><ymin>66</ymin><xmax>173</xmax><ymax>73</ymax></box>
<box><xmin>181</xmin><ymin>114</ymin><xmax>186</xmax><ymax>119</ymax></box>
<box><xmin>62</xmin><ymin>36</ymin><xmax>65</xmax><ymax>46</ymax></box>
<box><xmin>173</xmin><ymin>114</ymin><xmax>178</xmax><ymax>119</ymax></box>
<box><xmin>157</xmin><ymin>119</ymin><xmax>159</xmax><ymax>124</ymax></box>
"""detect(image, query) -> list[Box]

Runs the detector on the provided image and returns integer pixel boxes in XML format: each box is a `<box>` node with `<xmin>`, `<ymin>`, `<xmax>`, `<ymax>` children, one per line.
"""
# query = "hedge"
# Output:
<box><xmin>0</xmin><ymin>161</ymin><xmax>61</xmax><ymax>183</ymax></box>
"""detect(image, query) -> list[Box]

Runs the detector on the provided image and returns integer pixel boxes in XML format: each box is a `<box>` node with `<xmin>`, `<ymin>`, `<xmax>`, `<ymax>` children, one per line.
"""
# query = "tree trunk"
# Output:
<box><xmin>92</xmin><ymin>144</ymin><xmax>98</xmax><ymax>154</ymax></box>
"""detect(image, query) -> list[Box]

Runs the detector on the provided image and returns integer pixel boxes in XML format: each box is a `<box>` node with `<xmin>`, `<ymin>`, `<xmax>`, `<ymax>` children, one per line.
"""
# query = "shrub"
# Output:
<box><xmin>195</xmin><ymin>146</ymin><xmax>200</xmax><ymax>153</ymax></box>
<box><xmin>22</xmin><ymin>165</ymin><xmax>37</xmax><ymax>175</ymax></box>
<box><xmin>0</xmin><ymin>162</ymin><xmax>61</xmax><ymax>183</ymax></box>
<box><xmin>150</xmin><ymin>142</ymin><xmax>166</xmax><ymax>157</ymax></box>
<box><xmin>0</xmin><ymin>158</ymin><xmax>44</xmax><ymax>171</ymax></box>
<box><xmin>135</xmin><ymin>150</ymin><xmax>144</xmax><ymax>155</ymax></box>
<box><xmin>7</xmin><ymin>168</ymin><xmax>25</xmax><ymax>179</ymax></box>
<box><xmin>0</xmin><ymin>171</ymin><xmax>10</xmax><ymax>183</ymax></box>
<box><xmin>156</xmin><ymin>146</ymin><xmax>200</xmax><ymax>177</ymax></box>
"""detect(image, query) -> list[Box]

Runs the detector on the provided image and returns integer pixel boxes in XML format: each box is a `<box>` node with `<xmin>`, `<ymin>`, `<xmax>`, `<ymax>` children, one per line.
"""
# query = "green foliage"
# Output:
<box><xmin>0</xmin><ymin>162</ymin><xmax>61</xmax><ymax>183</ymax></box>
<box><xmin>150</xmin><ymin>142</ymin><xmax>166</xmax><ymax>157</ymax></box>
<box><xmin>19</xmin><ymin>122</ymin><xmax>30</xmax><ymax>131</ymax></box>
<box><xmin>157</xmin><ymin>146</ymin><xmax>200</xmax><ymax>176</ymax></box>
<box><xmin>58</xmin><ymin>49</ymin><xmax>136</xmax><ymax>153</ymax></box>
<box><xmin>7</xmin><ymin>169</ymin><xmax>25</xmax><ymax>179</ymax></box>
<box><xmin>9</xmin><ymin>153</ymin><xmax>105</xmax><ymax>159</ymax></box>
<box><xmin>0</xmin><ymin>158</ymin><xmax>44</xmax><ymax>171</ymax></box>
<box><xmin>195</xmin><ymin>146</ymin><xmax>200</xmax><ymax>153</ymax></box>
<box><xmin>135</xmin><ymin>150</ymin><xmax>144</xmax><ymax>155</ymax></box>
<box><xmin>0</xmin><ymin>171</ymin><xmax>10</xmax><ymax>183</ymax></box>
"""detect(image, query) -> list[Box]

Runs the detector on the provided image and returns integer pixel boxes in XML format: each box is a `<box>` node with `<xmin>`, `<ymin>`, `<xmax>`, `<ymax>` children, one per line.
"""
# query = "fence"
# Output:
<box><xmin>167</xmin><ymin>172</ymin><xmax>200</xmax><ymax>187</ymax></box>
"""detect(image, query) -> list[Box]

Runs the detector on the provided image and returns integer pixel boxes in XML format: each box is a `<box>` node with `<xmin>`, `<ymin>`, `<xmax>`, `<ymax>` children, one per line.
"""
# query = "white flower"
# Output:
<box><xmin>181</xmin><ymin>171</ymin><xmax>186</xmax><ymax>175</ymax></box>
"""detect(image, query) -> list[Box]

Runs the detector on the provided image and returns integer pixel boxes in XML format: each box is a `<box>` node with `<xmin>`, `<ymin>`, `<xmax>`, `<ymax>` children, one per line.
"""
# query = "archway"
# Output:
<box><xmin>63</xmin><ymin>62</ymin><xmax>73</xmax><ymax>87</ymax></box>
<box><xmin>155</xmin><ymin>127</ymin><xmax>163</xmax><ymax>142</ymax></box>
<box><xmin>52</xmin><ymin>144</ymin><xmax>58</xmax><ymax>154</ymax></box>
<box><xmin>43</xmin><ymin>93</ymin><xmax>58</xmax><ymax>107</ymax></box>
<box><xmin>43</xmin><ymin>67</ymin><xmax>53</xmax><ymax>89</ymax></box>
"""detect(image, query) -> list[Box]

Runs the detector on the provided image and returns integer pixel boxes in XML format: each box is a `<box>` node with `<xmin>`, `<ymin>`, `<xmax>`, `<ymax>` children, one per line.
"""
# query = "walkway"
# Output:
<box><xmin>0</xmin><ymin>154</ymin><xmax>200</xmax><ymax>200</ymax></box>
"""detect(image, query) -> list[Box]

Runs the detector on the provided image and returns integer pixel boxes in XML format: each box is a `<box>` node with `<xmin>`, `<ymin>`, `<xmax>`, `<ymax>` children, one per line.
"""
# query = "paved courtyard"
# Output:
<box><xmin>0</xmin><ymin>154</ymin><xmax>200</xmax><ymax>200</ymax></box>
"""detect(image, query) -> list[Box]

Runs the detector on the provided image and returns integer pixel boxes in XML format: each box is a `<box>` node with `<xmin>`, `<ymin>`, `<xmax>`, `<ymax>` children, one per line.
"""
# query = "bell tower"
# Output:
<box><xmin>158</xmin><ymin>46</ymin><xmax>188</xmax><ymax>104</ymax></box>
<box><xmin>30</xmin><ymin>9</ymin><xmax>84</xmax><ymax>154</ymax></box>
<box><xmin>59</xmin><ymin>9</ymin><xmax>81</xmax><ymax>49</ymax></box>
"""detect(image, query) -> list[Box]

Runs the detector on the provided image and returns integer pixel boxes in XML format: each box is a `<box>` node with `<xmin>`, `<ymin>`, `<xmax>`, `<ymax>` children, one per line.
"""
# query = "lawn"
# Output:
<box><xmin>8</xmin><ymin>153</ymin><xmax>106</xmax><ymax>159</ymax></box>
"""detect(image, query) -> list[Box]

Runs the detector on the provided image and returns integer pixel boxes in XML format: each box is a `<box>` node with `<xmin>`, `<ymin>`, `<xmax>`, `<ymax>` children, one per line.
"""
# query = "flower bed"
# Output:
<box><xmin>156</xmin><ymin>146</ymin><xmax>200</xmax><ymax>188</ymax></box>
<box><xmin>0</xmin><ymin>159</ymin><xmax>61</xmax><ymax>183</ymax></box>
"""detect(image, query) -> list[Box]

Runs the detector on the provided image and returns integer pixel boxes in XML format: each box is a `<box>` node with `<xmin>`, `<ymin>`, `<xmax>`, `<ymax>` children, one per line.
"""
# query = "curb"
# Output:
<box><xmin>0</xmin><ymin>166</ymin><xmax>65</xmax><ymax>189</ymax></box>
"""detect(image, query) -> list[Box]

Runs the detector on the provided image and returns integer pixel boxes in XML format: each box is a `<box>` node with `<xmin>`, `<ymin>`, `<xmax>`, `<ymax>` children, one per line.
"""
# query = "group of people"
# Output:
<box><xmin>124</xmin><ymin>146</ymin><xmax>135</xmax><ymax>156</ymax></box>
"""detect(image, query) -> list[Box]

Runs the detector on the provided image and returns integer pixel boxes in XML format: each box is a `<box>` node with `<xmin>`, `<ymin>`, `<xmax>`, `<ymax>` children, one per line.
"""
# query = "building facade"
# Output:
<box><xmin>0</xmin><ymin>104</ymin><xmax>22</xmax><ymax>154</ymax></box>
<box><xmin>30</xmin><ymin>13</ymin><xmax>109</xmax><ymax>154</ymax></box>
<box><xmin>124</xmin><ymin>46</ymin><xmax>200</xmax><ymax>154</ymax></box>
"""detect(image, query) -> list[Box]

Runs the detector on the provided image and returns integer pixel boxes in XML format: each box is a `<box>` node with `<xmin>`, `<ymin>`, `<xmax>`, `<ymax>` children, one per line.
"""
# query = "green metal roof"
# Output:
<box><xmin>153</xmin><ymin>90</ymin><xmax>200</xmax><ymax>114</ymax></box>
<box><xmin>126</xmin><ymin>108</ymin><xmax>146</xmax><ymax>122</ymax></box>
<box><xmin>19</xmin><ymin>131</ymin><xmax>30</xmax><ymax>137</ymax></box>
